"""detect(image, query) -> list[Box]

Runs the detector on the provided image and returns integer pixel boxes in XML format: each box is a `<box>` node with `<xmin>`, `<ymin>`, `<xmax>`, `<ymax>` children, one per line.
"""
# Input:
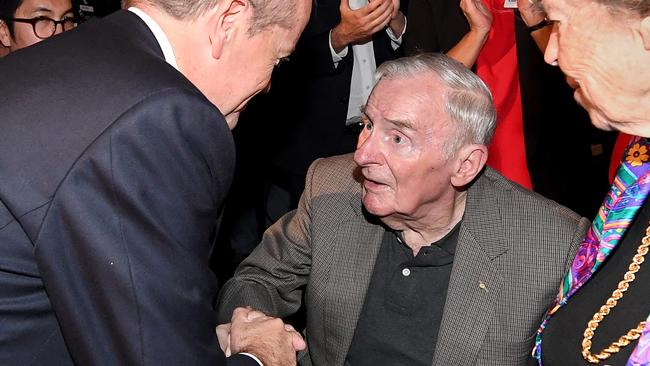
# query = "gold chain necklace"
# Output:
<box><xmin>581</xmin><ymin>223</ymin><xmax>650</xmax><ymax>363</ymax></box>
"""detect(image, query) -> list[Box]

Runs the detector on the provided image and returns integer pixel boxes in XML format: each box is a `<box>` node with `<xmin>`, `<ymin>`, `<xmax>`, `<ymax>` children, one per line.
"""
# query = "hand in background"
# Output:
<box><xmin>388</xmin><ymin>0</ymin><xmax>406</xmax><ymax>37</ymax></box>
<box><xmin>331</xmin><ymin>0</ymin><xmax>393</xmax><ymax>52</ymax></box>
<box><xmin>460</xmin><ymin>0</ymin><xmax>493</xmax><ymax>37</ymax></box>
<box><xmin>516</xmin><ymin>0</ymin><xmax>546</xmax><ymax>27</ymax></box>
<box><xmin>218</xmin><ymin>307</ymin><xmax>306</xmax><ymax>366</ymax></box>
<box><xmin>446</xmin><ymin>0</ymin><xmax>492</xmax><ymax>67</ymax></box>
<box><xmin>516</xmin><ymin>0</ymin><xmax>551</xmax><ymax>51</ymax></box>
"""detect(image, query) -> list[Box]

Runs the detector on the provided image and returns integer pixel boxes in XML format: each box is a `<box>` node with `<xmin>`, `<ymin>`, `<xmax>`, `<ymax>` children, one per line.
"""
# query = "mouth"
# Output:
<box><xmin>362</xmin><ymin>176</ymin><xmax>388</xmax><ymax>192</ymax></box>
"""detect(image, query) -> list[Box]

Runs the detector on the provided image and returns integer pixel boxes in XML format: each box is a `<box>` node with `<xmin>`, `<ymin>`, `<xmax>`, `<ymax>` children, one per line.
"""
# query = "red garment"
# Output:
<box><xmin>475</xmin><ymin>2</ymin><xmax>532</xmax><ymax>189</ymax></box>
<box><xmin>609</xmin><ymin>132</ymin><xmax>633</xmax><ymax>183</ymax></box>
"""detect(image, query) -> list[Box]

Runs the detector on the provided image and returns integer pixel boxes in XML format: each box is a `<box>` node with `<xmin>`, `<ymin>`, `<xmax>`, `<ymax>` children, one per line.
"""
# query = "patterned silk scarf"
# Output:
<box><xmin>533</xmin><ymin>136</ymin><xmax>650</xmax><ymax>365</ymax></box>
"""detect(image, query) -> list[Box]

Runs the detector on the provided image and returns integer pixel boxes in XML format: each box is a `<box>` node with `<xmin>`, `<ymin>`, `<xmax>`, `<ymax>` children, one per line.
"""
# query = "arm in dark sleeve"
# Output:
<box><xmin>404</xmin><ymin>0</ymin><xmax>439</xmax><ymax>54</ymax></box>
<box><xmin>288</xmin><ymin>0</ymin><xmax>354</xmax><ymax>77</ymax></box>
<box><xmin>33</xmin><ymin>88</ymin><xmax>254</xmax><ymax>365</ymax></box>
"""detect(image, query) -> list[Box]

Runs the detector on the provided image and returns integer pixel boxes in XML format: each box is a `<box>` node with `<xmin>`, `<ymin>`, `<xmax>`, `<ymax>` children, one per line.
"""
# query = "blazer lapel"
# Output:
<box><xmin>322</xmin><ymin>194</ymin><xmax>385</xmax><ymax>365</ymax></box>
<box><xmin>432</xmin><ymin>171</ymin><xmax>508</xmax><ymax>365</ymax></box>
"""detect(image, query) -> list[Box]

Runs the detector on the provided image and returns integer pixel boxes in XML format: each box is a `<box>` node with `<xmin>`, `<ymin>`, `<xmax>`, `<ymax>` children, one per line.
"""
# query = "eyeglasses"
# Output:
<box><xmin>5</xmin><ymin>16</ymin><xmax>75</xmax><ymax>39</ymax></box>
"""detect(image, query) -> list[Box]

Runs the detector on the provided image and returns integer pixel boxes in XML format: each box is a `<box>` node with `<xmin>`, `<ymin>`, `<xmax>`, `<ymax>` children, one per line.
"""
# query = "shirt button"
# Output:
<box><xmin>402</xmin><ymin>268</ymin><xmax>411</xmax><ymax>277</ymax></box>
<box><xmin>363</xmin><ymin>59</ymin><xmax>367</xmax><ymax>63</ymax></box>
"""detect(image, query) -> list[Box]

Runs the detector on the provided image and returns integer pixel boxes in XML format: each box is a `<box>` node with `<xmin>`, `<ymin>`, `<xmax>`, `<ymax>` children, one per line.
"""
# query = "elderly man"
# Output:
<box><xmin>0</xmin><ymin>0</ymin><xmax>310</xmax><ymax>365</ymax></box>
<box><xmin>217</xmin><ymin>53</ymin><xmax>591</xmax><ymax>365</ymax></box>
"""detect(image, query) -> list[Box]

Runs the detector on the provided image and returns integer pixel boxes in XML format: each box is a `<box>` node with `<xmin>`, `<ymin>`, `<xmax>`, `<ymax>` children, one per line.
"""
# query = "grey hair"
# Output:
<box><xmin>593</xmin><ymin>0</ymin><xmax>650</xmax><ymax>17</ymax></box>
<box><xmin>122</xmin><ymin>0</ymin><xmax>297</xmax><ymax>34</ymax></box>
<box><xmin>374</xmin><ymin>53</ymin><xmax>497</xmax><ymax>159</ymax></box>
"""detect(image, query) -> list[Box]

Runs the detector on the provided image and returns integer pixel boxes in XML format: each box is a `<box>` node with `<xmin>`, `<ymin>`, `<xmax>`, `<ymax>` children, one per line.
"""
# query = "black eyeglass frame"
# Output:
<box><xmin>4</xmin><ymin>16</ymin><xmax>75</xmax><ymax>40</ymax></box>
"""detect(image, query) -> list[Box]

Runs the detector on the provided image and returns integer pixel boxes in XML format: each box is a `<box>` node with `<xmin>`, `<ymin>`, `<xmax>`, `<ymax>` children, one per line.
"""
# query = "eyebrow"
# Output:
<box><xmin>385</xmin><ymin>117</ymin><xmax>415</xmax><ymax>131</ymax></box>
<box><xmin>30</xmin><ymin>6</ymin><xmax>74</xmax><ymax>15</ymax></box>
<box><xmin>360</xmin><ymin>106</ymin><xmax>415</xmax><ymax>130</ymax></box>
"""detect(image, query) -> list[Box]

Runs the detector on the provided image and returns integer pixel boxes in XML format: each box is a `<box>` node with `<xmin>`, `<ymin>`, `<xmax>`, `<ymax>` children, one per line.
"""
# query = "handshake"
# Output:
<box><xmin>217</xmin><ymin>307</ymin><xmax>306</xmax><ymax>366</ymax></box>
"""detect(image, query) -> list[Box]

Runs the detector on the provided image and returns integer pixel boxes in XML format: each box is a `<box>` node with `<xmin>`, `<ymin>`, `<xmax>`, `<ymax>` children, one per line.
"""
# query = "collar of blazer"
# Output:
<box><xmin>348</xmin><ymin>167</ymin><xmax>509</xmax><ymax>261</ymax></box>
<box><xmin>337</xmin><ymin>167</ymin><xmax>509</xmax><ymax>366</ymax></box>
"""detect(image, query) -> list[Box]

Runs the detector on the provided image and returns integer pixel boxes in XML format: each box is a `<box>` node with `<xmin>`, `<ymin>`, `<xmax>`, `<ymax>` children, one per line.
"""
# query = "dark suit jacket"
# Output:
<box><xmin>404</xmin><ymin>0</ymin><xmax>609</xmax><ymax>218</ymax></box>
<box><xmin>0</xmin><ymin>10</ymin><xmax>253</xmax><ymax>366</ymax></box>
<box><xmin>218</xmin><ymin>154</ymin><xmax>590</xmax><ymax>365</ymax></box>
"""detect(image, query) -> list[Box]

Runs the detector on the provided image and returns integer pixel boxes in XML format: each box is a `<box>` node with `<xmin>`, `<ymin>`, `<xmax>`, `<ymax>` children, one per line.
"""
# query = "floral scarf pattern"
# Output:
<box><xmin>533</xmin><ymin>136</ymin><xmax>650</xmax><ymax>365</ymax></box>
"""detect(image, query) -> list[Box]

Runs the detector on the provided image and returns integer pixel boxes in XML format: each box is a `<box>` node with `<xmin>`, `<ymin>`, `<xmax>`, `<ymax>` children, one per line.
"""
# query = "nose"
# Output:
<box><xmin>353</xmin><ymin>127</ymin><xmax>375</xmax><ymax>166</ymax></box>
<box><xmin>544</xmin><ymin>26</ymin><xmax>559</xmax><ymax>66</ymax></box>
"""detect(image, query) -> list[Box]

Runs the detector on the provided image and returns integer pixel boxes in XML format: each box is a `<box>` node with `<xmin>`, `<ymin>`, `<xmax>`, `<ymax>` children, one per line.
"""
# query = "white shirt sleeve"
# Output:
<box><xmin>385</xmin><ymin>16</ymin><xmax>408</xmax><ymax>51</ymax></box>
<box><xmin>329</xmin><ymin>29</ymin><xmax>349</xmax><ymax>68</ymax></box>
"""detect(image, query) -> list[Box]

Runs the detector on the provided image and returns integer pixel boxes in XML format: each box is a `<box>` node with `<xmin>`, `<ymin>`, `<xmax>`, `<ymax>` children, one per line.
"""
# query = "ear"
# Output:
<box><xmin>640</xmin><ymin>16</ymin><xmax>650</xmax><ymax>51</ymax></box>
<box><xmin>208</xmin><ymin>0</ymin><xmax>248</xmax><ymax>59</ymax></box>
<box><xmin>0</xmin><ymin>21</ymin><xmax>12</xmax><ymax>49</ymax></box>
<box><xmin>450</xmin><ymin>144</ymin><xmax>488</xmax><ymax>188</ymax></box>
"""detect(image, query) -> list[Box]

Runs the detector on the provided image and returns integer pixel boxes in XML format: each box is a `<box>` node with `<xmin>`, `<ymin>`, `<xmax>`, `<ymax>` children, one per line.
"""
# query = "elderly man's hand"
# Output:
<box><xmin>220</xmin><ymin>307</ymin><xmax>306</xmax><ymax>366</ymax></box>
<box><xmin>331</xmin><ymin>0</ymin><xmax>393</xmax><ymax>52</ymax></box>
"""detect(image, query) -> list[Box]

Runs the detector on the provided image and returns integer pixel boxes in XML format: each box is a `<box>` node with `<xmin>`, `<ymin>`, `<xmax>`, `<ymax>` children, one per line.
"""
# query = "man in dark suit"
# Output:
<box><xmin>218</xmin><ymin>54</ymin><xmax>590</xmax><ymax>365</ymax></box>
<box><xmin>0</xmin><ymin>0</ymin><xmax>310</xmax><ymax>364</ymax></box>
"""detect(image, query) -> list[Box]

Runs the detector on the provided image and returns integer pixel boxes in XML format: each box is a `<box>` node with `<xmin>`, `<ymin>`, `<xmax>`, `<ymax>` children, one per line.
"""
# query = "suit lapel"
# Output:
<box><xmin>433</xmin><ymin>171</ymin><xmax>508</xmax><ymax>365</ymax></box>
<box><xmin>322</xmin><ymin>194</ymin><xmax>385</xmax><ymax>365</ymax></box>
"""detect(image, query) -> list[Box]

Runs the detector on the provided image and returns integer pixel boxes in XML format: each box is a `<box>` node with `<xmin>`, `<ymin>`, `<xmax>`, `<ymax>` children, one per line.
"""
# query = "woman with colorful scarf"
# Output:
<box><xmin>531</xmin><ymin>0</ymin><xmax>650</xmax><ymax>364</ymax></box>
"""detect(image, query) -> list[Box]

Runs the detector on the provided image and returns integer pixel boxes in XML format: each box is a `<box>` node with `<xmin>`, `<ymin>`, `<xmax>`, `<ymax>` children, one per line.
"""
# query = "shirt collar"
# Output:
<box><xmin>128</xmin><ymin>6</ymin><xmax>178</xmax><ymax>70</ymax></box>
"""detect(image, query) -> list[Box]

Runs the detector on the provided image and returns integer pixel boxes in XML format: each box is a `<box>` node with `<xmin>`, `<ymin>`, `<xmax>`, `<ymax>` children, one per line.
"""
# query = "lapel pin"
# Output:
<box><xmin>479</xmin><ymin>281</ymin><xmax>488</xmax><ymax>292</ymax></box>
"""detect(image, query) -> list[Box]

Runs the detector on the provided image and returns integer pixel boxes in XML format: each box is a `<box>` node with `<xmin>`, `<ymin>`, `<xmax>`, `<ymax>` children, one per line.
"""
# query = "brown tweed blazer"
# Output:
<box><xmin>217</xmin><ymin>154</ymin><xmax>589</xmax><ymax>365</ymax></box>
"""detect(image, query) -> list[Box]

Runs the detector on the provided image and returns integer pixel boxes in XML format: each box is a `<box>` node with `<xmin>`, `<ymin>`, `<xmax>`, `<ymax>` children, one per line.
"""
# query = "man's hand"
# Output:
<box><xmin>219</xmin><ymin>307</ymin><xmax>306</xmax><ymax>366</ymax></box>
<box><xmin>331</xmin><ymin>0</ymin><xmax>393</xmax><ymax>52</ymax></box>
<box><xmin>216</xmin><ymin>323</ymin><xmax>233</xmax><ymax>356</ymax></box>
<box><xmin>388</xmin><ymin>0</ymin><xmax>405</xmax><ymax>37</ymax></box>
<box><xmin>460</xmin><ymin>0</ymin><xmax>492</xmax><ymax>37</ymax></box>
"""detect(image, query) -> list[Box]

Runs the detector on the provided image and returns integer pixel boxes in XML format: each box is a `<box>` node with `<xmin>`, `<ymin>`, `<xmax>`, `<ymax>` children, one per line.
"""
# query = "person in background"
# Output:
<box><xmin>0</xmin><ymin>0</ymin><xmax>74</xmax><ymax>53</ymax></box>
<box><xmin>0</xmin><ymin>0</ymin><xmax>311</xmax><ymax>364</ymax></box>
<box><xmin>405</xmin><ymin>0</ymin><xmax>612</xmax><ymax>218</ymax></box>
<box><xmin>218</xmin><ymin>53</ymin><xmax>590</xmax><ymax>365</ymax></box>
<box><xmin>530</xmin><ymin>0</ymin><xmax>650</xmax><ymax>364</ymax></box>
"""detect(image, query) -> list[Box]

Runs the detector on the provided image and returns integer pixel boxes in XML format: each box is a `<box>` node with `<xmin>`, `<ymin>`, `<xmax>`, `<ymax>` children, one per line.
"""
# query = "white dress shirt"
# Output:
<box><xmin>328</xmin><ymin>1</ymin><xmax>406</xmax><ymax>123</ymax></box>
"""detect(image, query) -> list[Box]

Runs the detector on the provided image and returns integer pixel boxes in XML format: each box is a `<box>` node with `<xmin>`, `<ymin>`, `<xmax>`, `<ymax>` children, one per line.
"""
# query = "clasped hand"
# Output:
<box><xmin>216</xmin><ymin>307</ymin><xmax>306</xmax><ymax>366</ymax></box>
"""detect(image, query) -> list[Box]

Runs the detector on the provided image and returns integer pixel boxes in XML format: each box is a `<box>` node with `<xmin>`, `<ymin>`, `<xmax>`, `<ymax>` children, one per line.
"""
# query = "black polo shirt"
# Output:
<box><xmin>345</xmin><ymin>222</ymin><xmax>461</xmax><ymax>365</ymax></box>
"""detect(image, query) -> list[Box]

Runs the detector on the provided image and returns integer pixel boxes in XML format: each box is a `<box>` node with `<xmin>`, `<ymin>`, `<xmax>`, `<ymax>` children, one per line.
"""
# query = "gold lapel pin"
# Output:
<box><xmin>479</xmin><ymin>281</ymin><xmax>488</xmax><ymax>292</ymax></box>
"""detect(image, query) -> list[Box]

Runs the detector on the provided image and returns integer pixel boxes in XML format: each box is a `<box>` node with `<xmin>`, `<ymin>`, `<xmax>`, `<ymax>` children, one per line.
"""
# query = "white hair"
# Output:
<box><xmin>375</xmin><ymin>53</ymin><xmax>497</xmax><ymax>158</ymax></box>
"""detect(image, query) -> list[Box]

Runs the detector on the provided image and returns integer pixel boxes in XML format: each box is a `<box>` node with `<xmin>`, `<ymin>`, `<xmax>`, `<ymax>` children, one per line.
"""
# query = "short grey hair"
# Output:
<box><xmin>374</xmin><ymin>53</ymin><xmax>497</xmax><ymax>159</ymax></box>
<box><xmin>593</xmin><ymin>0</ymin><xmax>650</xmax><ymax>17</ymax></box>
<box><xmin>123</xmin><ymin>0</ymin><xmax>297</xmax><ymax>34</ymax></box>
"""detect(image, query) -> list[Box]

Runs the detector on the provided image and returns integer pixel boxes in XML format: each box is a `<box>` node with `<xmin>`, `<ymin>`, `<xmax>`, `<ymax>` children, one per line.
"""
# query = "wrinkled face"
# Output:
<box><xmin>222</xmin><ymin>1</ymin><xmax>310</xmax><ymax>125</ymax></box>
<box><xmin>543</xmin><ymin>0</ymin><xmax>650</xmax><ymax>135</ymax></box>
<box><xmin>0</xmin><ymin>0</ymin><xmax>73</xmax><ymax>52</ymax></box>
<box><xmin>353</xmin><ymin>75</ymin><xmax>459</xmax><ymax>221</ymax></box>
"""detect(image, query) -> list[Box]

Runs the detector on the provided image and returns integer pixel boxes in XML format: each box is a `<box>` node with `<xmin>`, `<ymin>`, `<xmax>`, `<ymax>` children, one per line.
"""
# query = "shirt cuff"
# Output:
<box><xmin>386</xmin><ymin>16</ymin><xmax>407</xmax><ymax>50</ymax></box>
<box><xmin>239</xmin><ymin>353</ymin><xmax>264</xmax><ymax>366</ymax></box>
<box><xmin>329</xmin><ymin>29</ymin><xmax>349</xmax><ymax>68</ymax></box>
